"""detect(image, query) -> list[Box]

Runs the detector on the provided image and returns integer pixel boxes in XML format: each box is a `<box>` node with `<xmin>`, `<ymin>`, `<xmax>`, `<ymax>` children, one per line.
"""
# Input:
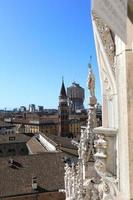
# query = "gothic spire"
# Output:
<box><xmin>60</xmin><ymin>77</ymin><xmax>67</xmax><ymax>98</ymax></box>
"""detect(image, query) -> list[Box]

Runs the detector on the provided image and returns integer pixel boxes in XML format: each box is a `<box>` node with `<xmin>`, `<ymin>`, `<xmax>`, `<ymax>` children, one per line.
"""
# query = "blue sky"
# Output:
<box><xmin>0</xmin><ymin>0</ymin><xmax>101</xmax><ymax>109</ymax></box>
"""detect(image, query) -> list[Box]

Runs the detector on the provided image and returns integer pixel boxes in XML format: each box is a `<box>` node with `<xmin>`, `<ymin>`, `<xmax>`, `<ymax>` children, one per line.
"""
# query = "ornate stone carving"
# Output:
<box><xmin>63</xmin><ymin>158</ymin><xmax>84</xmax><ymax>200</ymax></box>
<box><xmin>94</xmin><ymin>160</ymin><xmax>119</xmax><ymax>200</ymax></box>
<box><xmin>88</xmin><ymin>64</ymin><xmax>95</xmax><ymax>97</ymax></box>
<box><xmin>63</xmin><ymin>63</ymin><xmax>120</xmax><ymax>200</ymax></box>
<box><xmin>92</xmin><ymin>13</ymin><xmax>116</xmax><ymax>77</ymax></box>
<box><xmin>102</xmin><ymin>71</ymin><xmax>114</xmax><ymax>99</ymax></box>
<box><xmin>94</xmin><ymin>135</ymin><xmax>107</xmax><ymax>159</ymax></box>
<box><xmin>87</xmin><ymin>65</ymin><xmax>97</xmax><ymax>162</ymax></box>
<box><xmin>84</xmin><ymin>178</ymin><xmax>100</xmax><ymax>200</ymax></box>
<box><xmin>63</xmin><ymin>155</ymin><xmax>122</xmax><ymax>200</ymax></box>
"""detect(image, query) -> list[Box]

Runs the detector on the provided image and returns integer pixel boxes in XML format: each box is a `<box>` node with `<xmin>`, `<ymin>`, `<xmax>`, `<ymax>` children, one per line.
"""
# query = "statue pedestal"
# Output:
<box><xmin>89</xmin><ymin>96</ymin><xmax>97</xmax><ymax>106</ymax></box>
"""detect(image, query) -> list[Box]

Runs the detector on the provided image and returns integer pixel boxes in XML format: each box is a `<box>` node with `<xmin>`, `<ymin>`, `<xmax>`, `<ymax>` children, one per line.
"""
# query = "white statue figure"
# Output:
<box><xmin>88</xmin><ymin>64</ymin><xmax>95</xmax><ymax>97</ymax></box>
<box><xmin>94</xmin><ymin>160</ymin><xmax>119</xmax><ymax>200</ymax></box>
<box><xmin>78</xmin><ymin>129</ymin><xmax>88</xmax><ymax>160</ymax></box>
<box><xmin>79</xmin><ymin>134</ymin><xmax>88</xmax><ymax>162</ymax></box>
<box><xmin>84</xmin><ymin>178</ymin><xmax>100</xmax><ymax>200</ymax></box>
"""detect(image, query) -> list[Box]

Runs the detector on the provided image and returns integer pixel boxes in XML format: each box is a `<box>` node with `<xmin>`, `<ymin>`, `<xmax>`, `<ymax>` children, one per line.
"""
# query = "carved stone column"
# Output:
<box><xmin>87</xmin><ymin>97</ymin><xmax>97</xmax><ymax>162</ymax></box>
<box><xmin>94</xmin><ymin>133</ymin><xmax>121</xmax><ymax>200</ymax></box>
<box><xmin>86</xmin><ymin>64</ymin><xmax>97</xmax><ymax>162</ymax></box>
<box><xmin>64</xmin><ymin>163</ymin><xmax>70</xmax><ymax>200</ymax></box>
<box><xmin>94</xmin><ymin>134</ymin><xmax>107</xmax><ymax>160</ymax></box>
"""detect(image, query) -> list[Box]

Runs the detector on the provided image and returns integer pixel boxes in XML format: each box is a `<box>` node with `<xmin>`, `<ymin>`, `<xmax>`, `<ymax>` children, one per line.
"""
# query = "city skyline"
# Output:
<box><xmin>0</xmin><ymin>0</ymin><xmax>101</xmax><ymax>109</ymax></box>
<box><xmin>0</xmin><ymin>78</ymin><xmax>101</xmax><ymax>111</ymax></box>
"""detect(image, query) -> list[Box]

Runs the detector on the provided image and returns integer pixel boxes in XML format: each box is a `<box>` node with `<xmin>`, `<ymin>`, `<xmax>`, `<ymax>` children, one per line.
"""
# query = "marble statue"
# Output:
<box><xmin>88</xmin><ymin>64</ymin><xmax>95</xmax><ymax>97</ymax></box>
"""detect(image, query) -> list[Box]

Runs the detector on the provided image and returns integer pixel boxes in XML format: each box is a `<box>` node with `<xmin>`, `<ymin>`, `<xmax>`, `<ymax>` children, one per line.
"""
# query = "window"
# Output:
<box><xmin>21</xmin><ymin>148</ymin><xmax>25</xmax><ymax>152</ymax></box>
<box><xmin>9</xmin><ymin>136</ymin><xmax>15</xmax><ymax>141</ymax></box>
<box><xmin>8</xmin><ymin>149</ymin><xmax>15</xmax><ymax>153</ymax></box>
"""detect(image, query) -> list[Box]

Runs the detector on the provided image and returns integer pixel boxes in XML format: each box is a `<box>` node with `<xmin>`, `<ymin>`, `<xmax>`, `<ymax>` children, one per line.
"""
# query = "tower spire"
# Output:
<box><xmin>60</xmin><ymin>77</ymin><xmax>67</xmax><ymax>98</ymax></box>
<box><xmin>62</xmin><ymin>76</ymin><xmax>64</xmax><ymax>83</ymax></box>
<box><xmin>58</xmin><ymin>78</ymin><xmax>70</xmax><ymax>137</ymax></box>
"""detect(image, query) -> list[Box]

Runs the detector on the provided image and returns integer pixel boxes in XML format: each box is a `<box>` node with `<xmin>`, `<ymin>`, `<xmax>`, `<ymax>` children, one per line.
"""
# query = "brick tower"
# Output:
<box><xmin>58</xmin><ymin>79</ymin><xmax>70</xmax><ymax>137</ymax></box>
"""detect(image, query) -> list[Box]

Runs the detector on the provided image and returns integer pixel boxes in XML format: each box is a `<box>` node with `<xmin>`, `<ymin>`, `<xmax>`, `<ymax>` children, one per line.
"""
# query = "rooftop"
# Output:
<box><xmin>0</xmin><ymin>152</ymin><xmax>65</xmax><ymax>197</ymax></box>
<box><xmin>0</xmin><ymin>133</ymin><xmax>31</xmax><ymax>144</ymax></box>
<box><xmin>27</xmin><ymin>136</ymin><xmax>48</xmax><ymax>154</ymax></box>
<box><xmin>44</xmin><ymin>133</ymin><xmax>78</xmax><ymax>150</ymax></box>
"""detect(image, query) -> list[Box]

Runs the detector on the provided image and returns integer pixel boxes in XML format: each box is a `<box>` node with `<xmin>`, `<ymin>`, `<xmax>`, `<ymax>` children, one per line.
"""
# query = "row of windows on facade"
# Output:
<box><xmin>0</xmin><ymin>130</ymin><xmax>15</xmax><ymax>134</ymax></box>
<box><xmin>59</xmin><ymin>116</ymin><xmax>68</xmax><ymax>120</ymax></box>
<box><xmin>0</xmin><ymin>148</ymin><xmax>26</xmax><ymax>154</ymax></box>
